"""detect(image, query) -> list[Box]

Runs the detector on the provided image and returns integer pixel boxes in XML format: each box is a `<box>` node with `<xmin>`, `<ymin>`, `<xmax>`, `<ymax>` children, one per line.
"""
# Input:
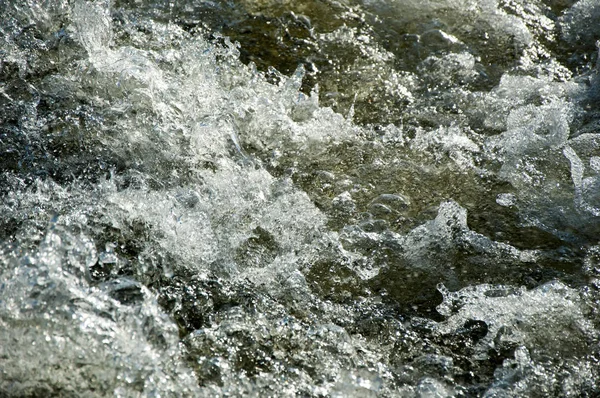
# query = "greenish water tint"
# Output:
<box><xmin>1</xmin><ymin>0</ymin><xmax>600</xmax><ymax>396</ymax></box>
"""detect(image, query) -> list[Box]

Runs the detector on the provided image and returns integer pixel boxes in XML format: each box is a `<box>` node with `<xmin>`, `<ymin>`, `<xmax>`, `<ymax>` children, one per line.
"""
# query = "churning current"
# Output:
<box><xmin>1</xmin><ymin>0</ymin><xmax>600</xmax><ymax>396</ymax></box>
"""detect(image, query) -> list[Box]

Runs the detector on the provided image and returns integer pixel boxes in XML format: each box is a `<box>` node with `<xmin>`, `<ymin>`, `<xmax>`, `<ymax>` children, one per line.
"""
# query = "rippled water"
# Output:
<box><xmin>1</xmin><ymin>0</ymin><xmax>600</xmax><ymax>396</ymax></box>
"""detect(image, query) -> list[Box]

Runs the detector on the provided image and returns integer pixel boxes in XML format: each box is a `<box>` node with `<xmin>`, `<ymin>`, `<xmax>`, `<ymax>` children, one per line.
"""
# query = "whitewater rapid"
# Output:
<box><xmin>1</xmin><ymin>0</ymin><xmax>600</xmax><ymax>396</ymax></box>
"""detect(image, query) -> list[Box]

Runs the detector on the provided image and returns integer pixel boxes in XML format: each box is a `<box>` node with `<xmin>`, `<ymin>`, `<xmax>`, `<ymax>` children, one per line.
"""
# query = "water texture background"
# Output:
<box><xmin>1</xmin><ymin>0</ymin><xmax>600</xmax><ymax>396</ymax></box>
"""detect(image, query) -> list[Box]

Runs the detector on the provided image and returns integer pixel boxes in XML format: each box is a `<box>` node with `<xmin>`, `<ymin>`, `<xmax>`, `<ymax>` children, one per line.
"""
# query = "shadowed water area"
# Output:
<box><xmin>1</xmin><ymin>0</ymin><xmax>600</xmax><ymax>396</ymax></box>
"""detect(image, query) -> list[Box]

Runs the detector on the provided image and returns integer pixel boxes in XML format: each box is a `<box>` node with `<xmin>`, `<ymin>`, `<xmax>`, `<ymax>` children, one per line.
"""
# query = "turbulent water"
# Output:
<box><xmin>1</xmin><ymin>0</ymin><xmax>600</xmax><ymax>396</ymax></box>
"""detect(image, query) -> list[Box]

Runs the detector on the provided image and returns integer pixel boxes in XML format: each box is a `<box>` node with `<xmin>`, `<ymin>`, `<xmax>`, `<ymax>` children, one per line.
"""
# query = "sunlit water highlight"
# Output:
<box><xmin>1</xmin><ymin>0</ymin><xmax>600</xmax><ymax>396</ymax></box>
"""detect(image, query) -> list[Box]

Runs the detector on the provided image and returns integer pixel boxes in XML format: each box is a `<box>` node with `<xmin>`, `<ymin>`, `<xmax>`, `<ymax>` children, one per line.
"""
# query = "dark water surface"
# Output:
<box><xmin>1</xmin><ymin>0</ymin><xmax>600</xmax><ymax>396</ymax></box>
